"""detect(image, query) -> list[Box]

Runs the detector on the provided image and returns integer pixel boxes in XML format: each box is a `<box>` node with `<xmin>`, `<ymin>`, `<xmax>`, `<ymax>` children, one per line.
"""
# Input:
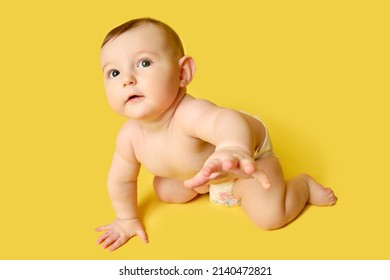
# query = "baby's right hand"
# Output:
<box><xmin>95</xmin><ymin>218</ymin><xmax>148</xmax><ymax>251</ymax></box>
<box><xmin>184</xmin><ymin>147</ymin><xmax>271</xmax><ymax>189</ymax></box>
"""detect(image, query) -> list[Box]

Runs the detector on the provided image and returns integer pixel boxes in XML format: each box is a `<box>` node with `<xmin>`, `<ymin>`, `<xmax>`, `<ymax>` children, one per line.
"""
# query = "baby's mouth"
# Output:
<box><xmin>126</xmin><ymin>94</ymin><xmax>144</xmax><ymax>103</ymax></box>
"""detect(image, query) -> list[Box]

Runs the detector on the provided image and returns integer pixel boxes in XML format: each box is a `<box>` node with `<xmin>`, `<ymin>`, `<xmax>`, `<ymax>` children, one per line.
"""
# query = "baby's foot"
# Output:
<box><xmin>303</xmin><ymin>174</ymin><xmax>337</xmax><ymax>206</ymax></box>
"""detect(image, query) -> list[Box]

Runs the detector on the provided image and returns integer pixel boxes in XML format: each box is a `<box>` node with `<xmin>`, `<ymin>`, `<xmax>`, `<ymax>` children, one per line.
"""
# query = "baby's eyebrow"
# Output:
<box><xmin>101</xmin><ymin>62</ymin><xmax>113</xmax><ymax>73</ymax></box>
<box><xmin>133</xmin><ymin>48</ymin><xmax>162</xmax><ymax>57</ymax></box>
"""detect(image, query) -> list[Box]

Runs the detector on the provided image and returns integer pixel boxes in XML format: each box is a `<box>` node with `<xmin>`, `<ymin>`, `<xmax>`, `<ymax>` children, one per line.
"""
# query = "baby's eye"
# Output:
<box><xmin>138</xmin><ymin>59</ymin><xmax>152</xmax><ymax>68</ymax></box>
<box><xmin>108</xmin><ymin>70</ymin><xmax>120</xmax><ymax>78</ymax></box>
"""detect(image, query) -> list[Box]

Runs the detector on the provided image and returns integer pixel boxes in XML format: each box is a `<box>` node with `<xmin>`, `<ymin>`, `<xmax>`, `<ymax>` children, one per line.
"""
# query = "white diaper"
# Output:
<box><xmin>209</xmin><ymin>181</ymin><xmax>240</xmax><ymax>207</ymax></box>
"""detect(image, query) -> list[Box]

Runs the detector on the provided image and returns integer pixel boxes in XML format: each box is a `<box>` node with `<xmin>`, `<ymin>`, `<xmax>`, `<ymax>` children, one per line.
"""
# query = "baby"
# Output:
<box><xmin>96</xmin><ymin>18</ymin><xmax>337</xmax><ymax>251</ymax></box>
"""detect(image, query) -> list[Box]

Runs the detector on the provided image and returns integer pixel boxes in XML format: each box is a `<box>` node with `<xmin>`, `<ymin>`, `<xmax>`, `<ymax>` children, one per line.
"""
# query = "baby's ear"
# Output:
<box><xmin>178</xmin><ymin>56</ymin><xmax>196</xmax><ymax>87</ymax></box>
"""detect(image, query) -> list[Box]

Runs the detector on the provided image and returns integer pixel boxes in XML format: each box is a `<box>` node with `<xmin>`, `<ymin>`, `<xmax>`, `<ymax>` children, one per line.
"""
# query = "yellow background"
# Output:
<box><xmin>1</xmin><ymin>0</ymin><xmax>389</xmax><ymax>259</ymax></box>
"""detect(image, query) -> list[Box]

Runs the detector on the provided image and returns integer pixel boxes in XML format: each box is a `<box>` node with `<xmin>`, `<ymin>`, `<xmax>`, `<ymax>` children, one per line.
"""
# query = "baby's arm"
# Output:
<box><xmin>96</xmin><ymin>127</ymin><xmax>148</xmax><ymax>251</ymax></box>
<box><xmin>183</xmin><ymin>102</ymin><xmax>270</xmax><ymax>189</ymax></box>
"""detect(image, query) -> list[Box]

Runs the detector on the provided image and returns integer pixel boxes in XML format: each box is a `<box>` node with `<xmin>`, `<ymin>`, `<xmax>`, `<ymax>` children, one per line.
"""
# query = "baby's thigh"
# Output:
<box><xmin>153</xmin><ymin>176</ymin><xmax>198</xmax><ymax>203</ymax></box>
<box><xmin>233</xmin><ymin>156</ymin><xmax>286</xmax><ymax>213</ymax></box>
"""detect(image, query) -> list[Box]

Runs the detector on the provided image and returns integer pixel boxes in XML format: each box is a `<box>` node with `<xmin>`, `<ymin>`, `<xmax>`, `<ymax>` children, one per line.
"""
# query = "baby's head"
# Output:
<box><xmin>100</xmin><ymin>18</ymin><xmax>195</xmax><ymax>120</ymax></box>
<box><xmin>101</xmin><ymin>18</ymin><xmax>185</xmax><ymax>60</ymax></box>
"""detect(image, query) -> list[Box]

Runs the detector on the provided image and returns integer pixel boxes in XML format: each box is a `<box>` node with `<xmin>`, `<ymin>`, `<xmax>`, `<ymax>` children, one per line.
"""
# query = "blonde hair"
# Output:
<box><xmin>101</xmin><ymin>17</ymin><xmax>185</xmax><ymax>57</ymax></box>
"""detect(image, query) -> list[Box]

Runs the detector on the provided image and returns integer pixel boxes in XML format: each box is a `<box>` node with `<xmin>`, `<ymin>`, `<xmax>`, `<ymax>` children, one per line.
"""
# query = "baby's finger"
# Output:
<box><xmin>222</xmin><ymin>157</ymin><xmax>239</xmax><ymax>171</ymax></box>
<box><xmin>96</xmin><ymin>231</ymin><xmax>111</xmax><ymax>244</ymax></box>
<box><xmin>201</xmin><ymin>159</ymin><xmax>223</xmax><ymax>177</ymax></box>
<box><xmin>252</xmin><ymin>170</ymin><xmax>272</xmax><ymax>189</ymax></box>
<box><xmin>108</xmin><ymin>235</ymin><xmax>127</xmax><ymax>252</ymax></box>
<box><xmin>239</xmin><ymin>159</ymin><xmax>256</xmax><ymax>175</ymax></box>
<box><xmin>95</xmin><ymin>224</ymin><xmax>112</xmax><ymax>232</ymax></box>
<box><xmin>184</xmin><ymin>171</ymin><xmax>210</xmax><ymax>189</ymax></box>
<box><xmin>101</xmin><ymin>232</ymin><xmax>119</xmax><ymax>249</ymax></box>
<box><xmin>137</xmin><ymin>229</ymin><xmax>149</xmax><ymax>244</ymax></box>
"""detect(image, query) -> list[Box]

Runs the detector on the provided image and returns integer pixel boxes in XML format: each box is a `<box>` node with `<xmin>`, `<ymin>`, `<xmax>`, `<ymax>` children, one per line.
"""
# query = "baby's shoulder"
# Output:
<box><xmin>117</xmin><ymin>119</ymin><xmax>141</xmax><ymax>137</ymax></box>
<box><xmin>174</xmin><ymin>95</ymin><xmax>224</xmax><ymax>137</ymax></box>
<box><xmin>115</xmin><ymin>120</ymin><xmax>140</xmax><ymax>150</ymax></box>
<box><xmin>177</xmin><ymin>94</ymin><xmax>218</xmax><ymax>121</ymax></box>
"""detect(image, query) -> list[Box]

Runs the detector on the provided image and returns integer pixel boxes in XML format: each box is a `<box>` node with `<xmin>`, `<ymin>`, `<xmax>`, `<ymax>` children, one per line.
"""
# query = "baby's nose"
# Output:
<box><xmin>123</xmin><ymin>80</ymin><xmax>134</xmax><ymax>87</ymax></box>
<box><xmin>122</xmin><ymin>74</ymin><xmax>136</xmax><ymax>87</ymax></box>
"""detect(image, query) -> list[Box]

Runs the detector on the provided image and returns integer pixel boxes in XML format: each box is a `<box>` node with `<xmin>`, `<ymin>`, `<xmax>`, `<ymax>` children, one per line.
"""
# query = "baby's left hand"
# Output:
<box><xmin>184</xmin><ymin>147</ymin><xmax>271</xmax><ymax>189</ymax></box>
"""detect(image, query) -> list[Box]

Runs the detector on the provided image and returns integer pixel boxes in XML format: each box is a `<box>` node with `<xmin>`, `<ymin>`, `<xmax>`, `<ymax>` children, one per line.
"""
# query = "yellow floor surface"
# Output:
<box><xmin>1</xmin><ymin>0</ymin><xmax>389</xmax><ymax>259</ymax></box>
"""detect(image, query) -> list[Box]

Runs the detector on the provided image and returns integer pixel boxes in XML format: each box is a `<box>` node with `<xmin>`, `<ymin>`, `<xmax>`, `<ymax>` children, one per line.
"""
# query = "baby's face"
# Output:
<box><xmin>100</xmin><ymin>24</ymin><xmax>182</xmax><ymax>119</ymax></box>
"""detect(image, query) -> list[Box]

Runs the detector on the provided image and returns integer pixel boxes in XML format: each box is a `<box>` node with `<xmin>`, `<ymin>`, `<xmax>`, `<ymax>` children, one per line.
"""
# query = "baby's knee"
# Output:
<box><xmin>153</xmin><ymin>183</ymin><xmax>176</xmax><ymax>203</ymax></box>
<box><xmin>250</xmin><ymin>211</ymin><xmax>287</xmax><ymax>231</ymax></box>
<box><xmin>153</xmin><ymin>177</ymin><xmax>197</xmax><ymax>203</ymax></box>
<box><xmin>154</xmin><ymin>185</ymin><xmax>173</xmax><ymax>203</ymax></box>
<box><xmin>254</xmin><ymin>219</ymin><xmax>284</xmax><ymax>231</ymax></box>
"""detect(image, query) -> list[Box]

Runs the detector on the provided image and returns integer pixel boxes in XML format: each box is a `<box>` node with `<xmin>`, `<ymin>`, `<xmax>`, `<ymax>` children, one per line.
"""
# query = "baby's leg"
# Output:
<box><xmin>233</xmin><ymin>156</ymin><xmax>337</xmax><ymax>230</ymax></box>
<box><xmin>154</xmin><ymin>176</ymin><xmax>208</xmax><ymax>203</ymax></box>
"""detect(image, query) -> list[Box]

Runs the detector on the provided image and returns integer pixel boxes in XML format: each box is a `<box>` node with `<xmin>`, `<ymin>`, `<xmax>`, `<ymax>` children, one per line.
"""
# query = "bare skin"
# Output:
<box><xmin>96</xmin><ymin>22</ymin><xmax>337</xmax><ymax>251</ymax></box>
